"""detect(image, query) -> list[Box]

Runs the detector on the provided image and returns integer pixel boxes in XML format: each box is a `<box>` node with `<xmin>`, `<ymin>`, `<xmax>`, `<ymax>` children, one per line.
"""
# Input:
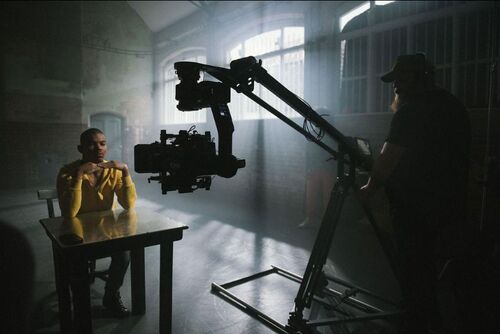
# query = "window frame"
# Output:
<box><xmin>219</xmin><ymin>10</ymin><xmax>305</xmax><ymax>120</ymax></box>
<box><xmin>225</xmin><ymin>26</ymin><xmax>305</xmax><ymax>121</ymax></box>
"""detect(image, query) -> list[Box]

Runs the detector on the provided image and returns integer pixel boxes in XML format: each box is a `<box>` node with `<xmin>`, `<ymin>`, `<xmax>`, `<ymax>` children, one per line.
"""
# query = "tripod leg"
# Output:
<box><xmin>289</xmin><ymin>178</ymin><xmax>351</xmax><ymax>331</ymax></box>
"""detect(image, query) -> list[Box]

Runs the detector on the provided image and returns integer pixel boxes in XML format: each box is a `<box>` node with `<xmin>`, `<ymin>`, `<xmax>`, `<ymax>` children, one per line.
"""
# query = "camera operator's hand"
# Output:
<box><xmin>98</xmin><ymin>160</ymin><xmax>129</xmax><ymax>176</ymax></box>
<box><xmin>77</xmin><ymin>162</ymin><xmax>101</xmax><ymax>179</ymax></box>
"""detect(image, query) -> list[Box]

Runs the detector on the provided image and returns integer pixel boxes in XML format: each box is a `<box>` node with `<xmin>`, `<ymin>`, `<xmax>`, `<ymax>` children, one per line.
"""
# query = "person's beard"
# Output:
<box><xmin>390</xmin><ymin>93</ymin><xmax>402</xmax><ymax>112</ymax></box>
<box><xmin>391</xmin><ymin>78</ymin><xmax>431</xmax><ymax>112</ymax></box>
<box><xmin>390</xmin><ymin>90</ymin><xmax>421</xmax><ymax>112</ymax></box>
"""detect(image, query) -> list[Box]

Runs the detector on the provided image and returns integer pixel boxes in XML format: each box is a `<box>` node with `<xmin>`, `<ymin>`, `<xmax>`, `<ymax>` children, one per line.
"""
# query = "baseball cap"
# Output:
<box><xmin>381</xmin><ymin>53</ymin><xmax>434</xmax><ymax>83</ymax></box>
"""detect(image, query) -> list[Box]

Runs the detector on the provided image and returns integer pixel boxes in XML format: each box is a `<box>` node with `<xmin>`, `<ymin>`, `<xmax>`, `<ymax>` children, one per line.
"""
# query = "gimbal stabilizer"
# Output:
<box><xmin>175</xmin><ymin>57</ymin><xmax>402</xmax><ymax>333</ymax></box>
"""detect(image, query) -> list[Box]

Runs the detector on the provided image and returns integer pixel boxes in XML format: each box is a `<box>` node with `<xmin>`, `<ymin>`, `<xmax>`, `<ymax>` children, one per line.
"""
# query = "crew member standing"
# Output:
<box><xmin>358</xmin><ymin>54</ymin><xmax>471</xmax><ymax>333</ymax></box>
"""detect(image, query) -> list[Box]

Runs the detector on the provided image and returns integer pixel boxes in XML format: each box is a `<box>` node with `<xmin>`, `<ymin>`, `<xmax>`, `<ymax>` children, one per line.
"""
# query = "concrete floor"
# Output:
<box><xmin>0</xmin><ymin>177</ymin><xmax>401</xmax><ymax>334</ymax></box>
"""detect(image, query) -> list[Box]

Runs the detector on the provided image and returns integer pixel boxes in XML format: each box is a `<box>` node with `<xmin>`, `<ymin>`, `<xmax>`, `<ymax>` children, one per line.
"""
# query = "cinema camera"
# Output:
<box><xmin>134</xmin><ymin>62</ymin><xmax>245</xmax><ymax>194</ymax></box>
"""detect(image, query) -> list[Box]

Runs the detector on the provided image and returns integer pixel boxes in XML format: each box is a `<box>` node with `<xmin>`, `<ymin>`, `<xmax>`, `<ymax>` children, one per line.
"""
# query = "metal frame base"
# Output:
<box><xmin>212</xmin><ymin>265</ymin><xmax>403</xmax><ymax>334</ymax></box>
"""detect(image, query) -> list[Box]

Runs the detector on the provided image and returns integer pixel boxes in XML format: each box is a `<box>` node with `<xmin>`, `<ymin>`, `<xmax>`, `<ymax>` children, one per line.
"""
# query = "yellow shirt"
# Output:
<box><xmin>57</xmin><ymin>160</ymin><xmax>136</xmax><ymax>217</ymax></box>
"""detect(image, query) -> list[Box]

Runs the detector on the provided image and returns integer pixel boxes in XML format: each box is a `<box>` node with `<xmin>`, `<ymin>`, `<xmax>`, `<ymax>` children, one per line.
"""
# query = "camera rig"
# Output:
<box><xmin>136</xmin><ymin>56</ymin><xmax>401</xmax><ymax>333</ymax></box>
<box><xmin>134</xmin><ymin>63</ymin><xmax>245</xmax><ymax>194</ymax></box>
<box><xmin>171</xmin><ymin>56</ymin><xmax>400</xmax><ymax>333</ymax></box>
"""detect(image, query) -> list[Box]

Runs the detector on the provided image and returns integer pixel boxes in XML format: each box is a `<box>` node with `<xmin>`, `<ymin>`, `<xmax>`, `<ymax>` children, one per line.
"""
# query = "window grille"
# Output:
<box><xmin>413</xmin><ymin>17</ymin><xmax>453</xmax><ymax>92</ymax></box>
<box><xmin>374</xmin><ymin>27</ymin><xmax>408</xmax><ymax>113</ymax></box>
<box><xmin>457</xmin><ymin>9</ymin><xmax>500</xmax><ymax>108</ymax></box>
<box><xmin>339</xmin><ymin>1</ymin><xmax>498</xmax><ymax>114</ymax></box>
<box><xmin>340</xmin><ymin>36</ymin><xmax>368</xmax><ymax>114</ymax></box>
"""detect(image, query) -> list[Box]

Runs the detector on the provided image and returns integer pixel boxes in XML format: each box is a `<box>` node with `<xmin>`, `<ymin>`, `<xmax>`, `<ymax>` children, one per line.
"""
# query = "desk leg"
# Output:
<box><xmin>159</xmin><ymin>242</ymin><xmax>173</xmax><ymax>334</ymax></box>
<box><xmin>70</xmin><ymin>259</ymin><xmax>92</xmax><ymax>334</ymax></box>
<box><xmin>130</xmin><ymin>248</ymin><xmax>146</xmax><ymax>315</ymax></box>
<box><xmin>52</xmin><ymin>244</ymin><xmax>72</xmax><ymax>333</ymax></box>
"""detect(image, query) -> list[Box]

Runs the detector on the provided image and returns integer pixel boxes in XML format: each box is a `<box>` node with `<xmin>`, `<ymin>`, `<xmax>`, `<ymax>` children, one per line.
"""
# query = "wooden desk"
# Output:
<box><xmin>39</xmin><ymin>208</ymin><xmax>188</xmax><ymax>334</ymax></box>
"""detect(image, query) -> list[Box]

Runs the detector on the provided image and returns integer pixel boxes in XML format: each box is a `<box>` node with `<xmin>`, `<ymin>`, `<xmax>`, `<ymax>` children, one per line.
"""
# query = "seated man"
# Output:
<box><xmin>57</xmin><ymin>128</ymin><xmax>137</xmax><ymax>318</ymax></box>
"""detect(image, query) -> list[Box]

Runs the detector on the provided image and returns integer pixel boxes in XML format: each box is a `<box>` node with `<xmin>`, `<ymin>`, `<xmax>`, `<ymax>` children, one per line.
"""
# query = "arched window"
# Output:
<box><xmin>226</xmin><ymin>26</ymin><xmax>304</xmax><ymax>120</ymax></box>
<box><xmin>162</xmin><ymin>52</ymin><xmax>206</xmax><ymax>124</ymax></box>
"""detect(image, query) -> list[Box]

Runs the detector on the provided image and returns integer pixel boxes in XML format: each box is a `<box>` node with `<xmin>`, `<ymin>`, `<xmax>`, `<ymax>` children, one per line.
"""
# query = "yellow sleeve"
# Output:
<box><xmin>115</xmin><ymin>172</ymin><xmax>137</xmax><ymax>209</ymax></box>
<box><xmin>56</xmin><ymin>167</ymin><xmax>82</xmax><ymax>218</ymax></box>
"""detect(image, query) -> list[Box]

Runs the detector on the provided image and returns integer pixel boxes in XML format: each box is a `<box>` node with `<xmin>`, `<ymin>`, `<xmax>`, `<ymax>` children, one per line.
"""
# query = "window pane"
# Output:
<box><xmin>228</xmin><ymin>44</ymin><xmax>243</xmax><ymax>63</ymax></box>
<box><xmin>282</xmin><ymin>50</ymin><xmax>304</xmax><ymax>117</ymax></box>
<box><xmin>340</xmin><ymin>36</ymin><xmax>368</xmax><ymax>113</ymax></box>
<box><xmin>283</xmin><ymin>50</ymin><xmax>304</xmax><ymax>94</ymax></box>
<box><xmin>163</xmin><ymin>79</ymin><xmax>177</xmax><ymax>123</ymax></box>
<box><xmin>259</xmin><ymin>55</ymin><xmax>282</xmax><ymax>119</ymax></box>
<box><xmin>283</xmin><ymin>27</ymin><xmax>304</xmax><ymax>48</ymax></box>
<box><xmin>164</xmin><ymin>66</ymin><xmax>176</xmax><ymax>81</ymax></box>
<box><xmin>245</xmin><ymin>29</ymin><xmax>281</xmax><ymax>57</ymax></box>
<box><xmin>230</xmin><ymin>88</ymin><xmax>259</xmax><ymax>120</ymax></box>
<box><xmin>373</xmin><ymin>27</ymin><xmax>407</xmax><ymax>113</ymax></box>
<box><xmin>226</xmin><ymin>27</ymin><xmax>304</xmax><ymax>120</ymax></box>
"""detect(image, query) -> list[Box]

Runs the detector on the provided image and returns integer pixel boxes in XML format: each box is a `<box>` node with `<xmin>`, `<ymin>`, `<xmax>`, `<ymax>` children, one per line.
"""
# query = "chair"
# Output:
<box><xmin>37</xmin><ymin>189</ymin><xmax>109</xmax><ymax>283</ymax></box>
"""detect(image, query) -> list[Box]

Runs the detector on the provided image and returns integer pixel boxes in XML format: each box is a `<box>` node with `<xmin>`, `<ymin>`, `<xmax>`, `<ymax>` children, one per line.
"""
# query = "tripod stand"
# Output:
<box><xmin>286</xmin><ymin>144</ymin><xmax>403</xmax><ymax>333</ymax></box>
<box><xmin>211</xmin><ymin>144</ymin><xmax>403</xmax><ymax>334</ymax></box>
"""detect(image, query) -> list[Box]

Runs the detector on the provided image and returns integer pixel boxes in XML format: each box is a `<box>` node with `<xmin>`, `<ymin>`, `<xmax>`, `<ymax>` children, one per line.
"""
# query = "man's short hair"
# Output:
<box><xmin>80</xmin><ymin>128</ymin><xmax>104</xmax><ymax>144</ymax></box>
